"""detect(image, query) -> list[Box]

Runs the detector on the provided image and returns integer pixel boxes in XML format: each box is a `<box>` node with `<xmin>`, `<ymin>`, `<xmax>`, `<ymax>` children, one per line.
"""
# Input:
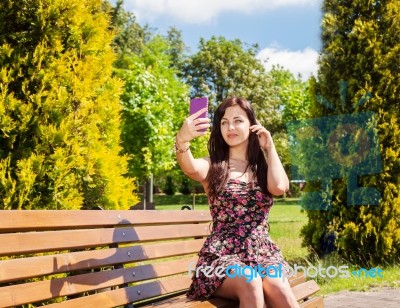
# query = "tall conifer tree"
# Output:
<box><xmin>300</xmin><ymin>0</ymin><xmax>400</xmax><ymax>264</ymax></box>
<box><xmin>0</xmin><ymin>0</ymin><xmax>138</xmax><ymax>209</ymax></box>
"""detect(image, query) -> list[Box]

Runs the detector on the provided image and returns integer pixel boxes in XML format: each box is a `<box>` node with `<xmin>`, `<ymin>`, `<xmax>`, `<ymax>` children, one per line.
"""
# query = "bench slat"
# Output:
<box><xmin>0</xmin><ymin>210</ymin><xmax>212</xmax><ymax>231</ymax></box>
<box><xmin>0</xmin><ymin>257</ymin><xmax>198</xmax><ymax>307</ymax></box>
<box><xmin>0</xmin><ymin>239</ymin><xmax>205</xmax><ymax>283</ymax></box>
<box><xmin>0</xmin><ymin>224</ymin><xmax>210</xmax><ymax>256</ymax></box>
<box><xmin>182</xmin><ymin>301</ymin><xmax>238</xmax><ymax>308</ymax></box>
<box><xmin>289</xmin><ymin>271</ymin><xmax>307</xmax><ymax>287</ymax></box>
<box><xmin>300</xmin><ymin>295</ymin><xmax>325</xmax><ymax>308</ymax></box>
<box><xmin>292</xmin><ymin>280</ymin><xmax>321</xmax><ymax>302</ymax></box>
<box><xmin>138</xmin><ymin>294</ymin><xmax>238</xmax><ymax>308</ymax></box>
<box><xmin>44</xmin><ymin>275</ymin><xmax>192</xmax><ymax>308</ymax></box>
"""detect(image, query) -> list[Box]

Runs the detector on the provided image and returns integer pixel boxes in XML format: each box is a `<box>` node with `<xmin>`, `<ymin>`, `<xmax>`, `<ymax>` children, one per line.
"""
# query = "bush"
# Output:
<box><xmin>0</xmin><ymin>0</ymin><xmax>138</xmax><ymax>209</ymax></box>
<box><xmin>179</xmin><ymin>177</ymin><xmax>191</xmax><ymax>195</ymax></box>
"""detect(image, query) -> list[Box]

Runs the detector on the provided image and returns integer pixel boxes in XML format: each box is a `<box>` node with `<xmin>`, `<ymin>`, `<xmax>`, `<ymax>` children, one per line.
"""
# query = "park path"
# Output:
<box><xmin>323</xmin><ymin>287</ymin><xmax>400</xmax><ymax>307</ymax></box>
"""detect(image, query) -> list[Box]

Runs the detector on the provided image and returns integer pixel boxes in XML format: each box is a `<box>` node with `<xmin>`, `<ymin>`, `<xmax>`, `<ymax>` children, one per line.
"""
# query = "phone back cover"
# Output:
<box><xmin>190</xmin><ymin>97</ymin><xmax>208</xmax><ymax>118</ymax></box>
<box><xmin>190</xmin><ymin>97</ymin><xmax>208</xmax><ymax>132</ymax></box>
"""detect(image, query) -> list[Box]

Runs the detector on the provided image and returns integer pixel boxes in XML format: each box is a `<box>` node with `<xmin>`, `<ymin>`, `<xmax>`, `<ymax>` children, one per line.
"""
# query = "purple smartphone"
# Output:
<box><xmin>190</xmin><ymin>97</ymin><xmax>208</xmax><ymax>132</ymax></box>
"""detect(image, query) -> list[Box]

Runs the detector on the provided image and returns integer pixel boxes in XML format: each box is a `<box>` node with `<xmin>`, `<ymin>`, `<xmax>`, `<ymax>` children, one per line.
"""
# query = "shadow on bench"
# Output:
<box><xmin>0</xmin><ymin>210</ymin><xmax>323</xmax><ymax>307</ymax></box>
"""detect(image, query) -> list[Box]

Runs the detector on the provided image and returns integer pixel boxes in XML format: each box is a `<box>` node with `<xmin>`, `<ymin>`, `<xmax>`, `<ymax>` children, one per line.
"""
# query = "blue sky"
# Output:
<box><xmin>114</xmin><ymin>0</ymin><xmax>323</xmax><ymax>80</ymax></box>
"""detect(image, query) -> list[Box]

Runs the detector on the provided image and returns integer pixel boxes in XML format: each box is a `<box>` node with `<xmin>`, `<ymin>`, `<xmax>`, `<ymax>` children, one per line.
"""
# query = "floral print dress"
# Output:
<box><xmin>186</xmin><ymin>179</ymin><xmax>288</xmax><ymax>299</ymax></box>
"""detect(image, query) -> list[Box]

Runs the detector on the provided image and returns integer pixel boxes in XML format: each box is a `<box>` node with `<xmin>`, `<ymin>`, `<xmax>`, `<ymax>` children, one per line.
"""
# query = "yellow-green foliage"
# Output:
<box><xmin>301</xmin><ymin>0</ymin><xmax>400</xmax><ymax>265</ymax></box>
<box><xmin>0</xmin><ymin>0</ymin><xmax>138</xmax><ymax>209</ymax></box>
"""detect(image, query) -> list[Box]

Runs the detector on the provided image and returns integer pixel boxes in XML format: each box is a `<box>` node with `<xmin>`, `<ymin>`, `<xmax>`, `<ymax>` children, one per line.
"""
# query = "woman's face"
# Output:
<box><xmin>220</xmin><ymin>105</ymin><xmax>251</xmax><ymax>148</ymax></box>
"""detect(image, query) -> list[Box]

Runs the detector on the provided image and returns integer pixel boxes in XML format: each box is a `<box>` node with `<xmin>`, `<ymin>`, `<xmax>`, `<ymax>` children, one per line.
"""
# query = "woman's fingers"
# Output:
<box><xmin>193</xmin><ymin>122</ymin><xmax>210</xmax><ymax>131</ymax></box>
<box><xmin>178</xmin><ymin>115</ymin><xmax>210</xmax><ymax>142</ymax></box>
<box><xmin>193</xmin><ymin>117</ymin><xmax>210</xmax><ymax>125</ymax></box>
<box><xmin>177</xmin><ymin>107</ymin><xmax>210</xmax><ymax>143</ymax></box>
<box><xmin>187</xmin><ymin>108</ymin><xmax>210</xmax><ymax>133</ymax></box>
<box><xmin>250</xmin><ymin>124</ymin><xmax>273</xmax><ymax>149</ymax></box>
<box><xmin>188</xmin><ymin>107</ymin><xmax>208</xmax><ymax>121</ymax></box>
<box><xmin>250</xmin><ymin>124</ymin><xmax>268</xmax><ymax>135</ymax></box>
<box><xmin>188</xmin><ymin>118</ymin><xmax>210</xmax><ymax>131</ymax></box>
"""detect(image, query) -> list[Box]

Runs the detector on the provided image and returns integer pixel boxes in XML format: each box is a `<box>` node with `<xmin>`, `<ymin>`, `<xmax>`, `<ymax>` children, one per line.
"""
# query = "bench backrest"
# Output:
<box><xmin>0</xmin><ymin>210</ymin><xmax>212</xmax><ymax>307</ymax></box>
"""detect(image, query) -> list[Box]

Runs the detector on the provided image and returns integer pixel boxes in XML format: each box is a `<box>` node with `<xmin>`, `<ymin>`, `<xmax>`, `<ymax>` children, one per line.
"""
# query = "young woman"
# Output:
<box><xmin>175</xmin><ymin>97</ymin><xmax>299</xmax><ymax>308</ymax></box>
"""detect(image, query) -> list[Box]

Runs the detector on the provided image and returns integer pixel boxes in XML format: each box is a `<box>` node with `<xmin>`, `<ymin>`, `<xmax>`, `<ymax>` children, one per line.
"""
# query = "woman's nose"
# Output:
<box><xmin>228</xmin><ymin>123</ymin><xmax>235</xmax><ymax>130</ymax></box>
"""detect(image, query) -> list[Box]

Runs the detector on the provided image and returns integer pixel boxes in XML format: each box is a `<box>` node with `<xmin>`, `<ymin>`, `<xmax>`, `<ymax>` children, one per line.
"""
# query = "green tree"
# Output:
<box><xmin>300</xmin><ymin>0</ymin><xmax>400</xmax><ymax>265</ymax></box>
<box><xmin>165</xmin><ymin>27</ymin><xmax>188</xmax><ymax>73</ymax></box>
<box><xmin>0</xmin><ymin>0</ymin><xmax>138</xmax><ymax>209</ymax></box>
<box><xmin>116</xmin><ymin>36</ymin><xmax>189</xmax><ymax>182</ymax></box>
<box><xmin>269</xmin><ymin>66</ymin><xmax>313</xmax><ymax>188</ymax></box>
<box><xmin>108</xmin><ymin>5</ymin><xmax>202</xmax><ymax>199</ymax></box>
<box><xmin>106</xmin><ymin>0</ymin><xmax>151</xmax><ymax>66</ymax></box>
<box><xmin>183</xmin><ymin>36</ymin><xmax>282</xmax><ymax>145</ymax></box>
<box><xmin>269</xmin><ymin>66</ymin><xmax>312</xmax><ymax>123</ymax></box>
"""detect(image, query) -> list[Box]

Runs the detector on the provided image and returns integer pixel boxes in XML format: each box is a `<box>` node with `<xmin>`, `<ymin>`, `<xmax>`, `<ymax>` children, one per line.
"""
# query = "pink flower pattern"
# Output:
<box><xmin>187</xmin><ymin>179</ymin><xmax>289</xmax><ymax>300</ymax></box>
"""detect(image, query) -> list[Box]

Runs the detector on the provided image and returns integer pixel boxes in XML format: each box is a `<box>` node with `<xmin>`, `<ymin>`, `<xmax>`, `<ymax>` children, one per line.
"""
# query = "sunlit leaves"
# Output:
<box><xmin>0</xmin><ymin>0</ymin><xmax>138</xmax><ymax>209</ymax></box>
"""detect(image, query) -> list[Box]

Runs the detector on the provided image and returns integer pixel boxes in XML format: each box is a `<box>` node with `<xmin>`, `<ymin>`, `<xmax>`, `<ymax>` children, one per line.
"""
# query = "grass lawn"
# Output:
<box><xmin>317</xmin><ymin>265</ymin><xmax>400</xmax><ymax>294</ymax></box>
<box><xmin>152</xmin><ymin>193</ymin><xmax>400</xmax><ymax>294</ymax></box>
<box><xmin>268</xmin><ymin>203</ymin><xmax>309</xmax><ymax>262</ymax></box>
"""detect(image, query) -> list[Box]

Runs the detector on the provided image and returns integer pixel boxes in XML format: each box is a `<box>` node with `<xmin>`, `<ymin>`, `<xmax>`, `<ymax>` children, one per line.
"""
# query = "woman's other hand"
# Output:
<box><xmin>250</xmin><ymin>122</ymin><xmax>274</xmax><ymax>151</ymax></box>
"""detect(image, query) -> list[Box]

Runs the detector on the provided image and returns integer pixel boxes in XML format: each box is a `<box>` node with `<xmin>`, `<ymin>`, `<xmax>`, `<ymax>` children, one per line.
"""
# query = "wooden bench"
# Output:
<box><xmin>0</xmin><ymin>210</ymin><xmax>324</xmax><ymax>307</ymax></box>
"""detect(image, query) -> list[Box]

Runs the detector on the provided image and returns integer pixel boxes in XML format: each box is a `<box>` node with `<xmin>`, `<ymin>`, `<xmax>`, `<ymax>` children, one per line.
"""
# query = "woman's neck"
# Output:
<box><xmin>228</xmin><ymin>147</ymin><xmax>247</xmax><ymax>162</ymax></box>
<box><xmin>229</xmin><ymin>157</ymin><xmax>248</xmax><ymax>164</ymax></box>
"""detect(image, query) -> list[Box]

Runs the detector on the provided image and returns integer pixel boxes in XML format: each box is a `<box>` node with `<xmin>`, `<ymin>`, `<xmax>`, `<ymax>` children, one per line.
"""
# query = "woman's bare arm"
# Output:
<box><xmin>264</xmin><ymin>144</ymin><xmax>289</xmax><ymax>196</ymax></box>
<box><xmin>175</xmin><ymin>148</ymin><xmax>210</xmax><ymax>183</ymax></box>
<box><xmin>175</xmin><ymin>107</ymin><xmax>211</xmax><ymax>184</ymax></box>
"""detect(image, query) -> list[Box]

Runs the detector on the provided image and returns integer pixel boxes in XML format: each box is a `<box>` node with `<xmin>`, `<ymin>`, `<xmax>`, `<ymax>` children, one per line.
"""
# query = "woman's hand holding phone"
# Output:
<box><xmin>175</xmin><ymin>99</ymin><xmax>211</xmax><ymax>183</ymax></box>
<box><xmin>176</xmin><ymin>107</ymin><xmax>210</xmax><ymax>144</ymax></box>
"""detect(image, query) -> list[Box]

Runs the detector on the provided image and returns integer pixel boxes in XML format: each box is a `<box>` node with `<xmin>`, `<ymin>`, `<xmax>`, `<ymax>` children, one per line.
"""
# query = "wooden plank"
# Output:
<box><xmin>300</xmin><ymin>296</ymin><xmax>324</xmax><ymax>308</ymax></box>
<box><xmin>44</xmin><ymin>275</ymin><xmax>193</xmax><ymax>308</ymax></box>
<box><xmin>0</xmin><ymin>257</ymin><xmax>198</xmax><ymax>307</ymax></box>
<box><xmin>288</xmin><ymin>272</ymin><xmax>306</xmax><ymax>287</ymax></box>
<box><xmin>135</xmin><ymin>294</ymin><xmax>190</xmax><ymax>307</ymax></box>
<box><xmin>139</xmin><ymin>294</ymin><xmax>238</xmax><ymax>308</ymax></box>
<box><xmin>292</xmin><ymin>280</ymin><xmax>320</xmax><ymax>302</ymax></box>
<box><xmin>0</xmin><ymin>224</ymin><xmax>210</xmax><ymax>256</ymax></box>
<box><xmin>182</xmin><ymin>299</ymin><xmax>239</xmax><ymax>308</ymax></box>
<box><xmin>0</xmin><ymin>210</ymin><xmax>212</xmax><ymax>231</ymax></box>
<box><xmin>0</xmin><ymin>239</ymin><xmax>205</xmax><ymax>283</ymax></box>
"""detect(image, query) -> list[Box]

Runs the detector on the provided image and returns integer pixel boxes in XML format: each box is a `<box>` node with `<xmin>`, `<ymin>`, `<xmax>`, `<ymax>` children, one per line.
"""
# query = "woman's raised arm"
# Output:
<box><xmin>175</xmin><ymin>107</ymin><xmax>211</xmax><ymax>183</ymax></box>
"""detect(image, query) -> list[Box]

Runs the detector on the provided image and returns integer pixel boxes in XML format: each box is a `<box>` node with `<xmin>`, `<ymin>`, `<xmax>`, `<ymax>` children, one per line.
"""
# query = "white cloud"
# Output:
<box><xmin>123</xmin><ymin>0</ymin><xmax>319</xmax><ymax>24</ymax></box>
<box><xmin>257</xmin><ymin>46</ymin><xmax>319</xmax><ymax>80</ymax></box>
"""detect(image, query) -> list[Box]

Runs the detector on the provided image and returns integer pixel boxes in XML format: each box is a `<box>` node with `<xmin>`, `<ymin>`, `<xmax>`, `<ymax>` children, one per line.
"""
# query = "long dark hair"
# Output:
<box><xmin>206</xmin><ymin>97</ymin><xmax>269</xmax><ymax>198</ymax></box>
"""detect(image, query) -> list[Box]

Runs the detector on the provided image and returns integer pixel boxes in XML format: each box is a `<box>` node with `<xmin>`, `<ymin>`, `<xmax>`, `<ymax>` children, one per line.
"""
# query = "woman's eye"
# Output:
<box><xmin>235</xmin><ymin>119</ymin><xmax>243</xmax><ymax>123</ymax></box>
